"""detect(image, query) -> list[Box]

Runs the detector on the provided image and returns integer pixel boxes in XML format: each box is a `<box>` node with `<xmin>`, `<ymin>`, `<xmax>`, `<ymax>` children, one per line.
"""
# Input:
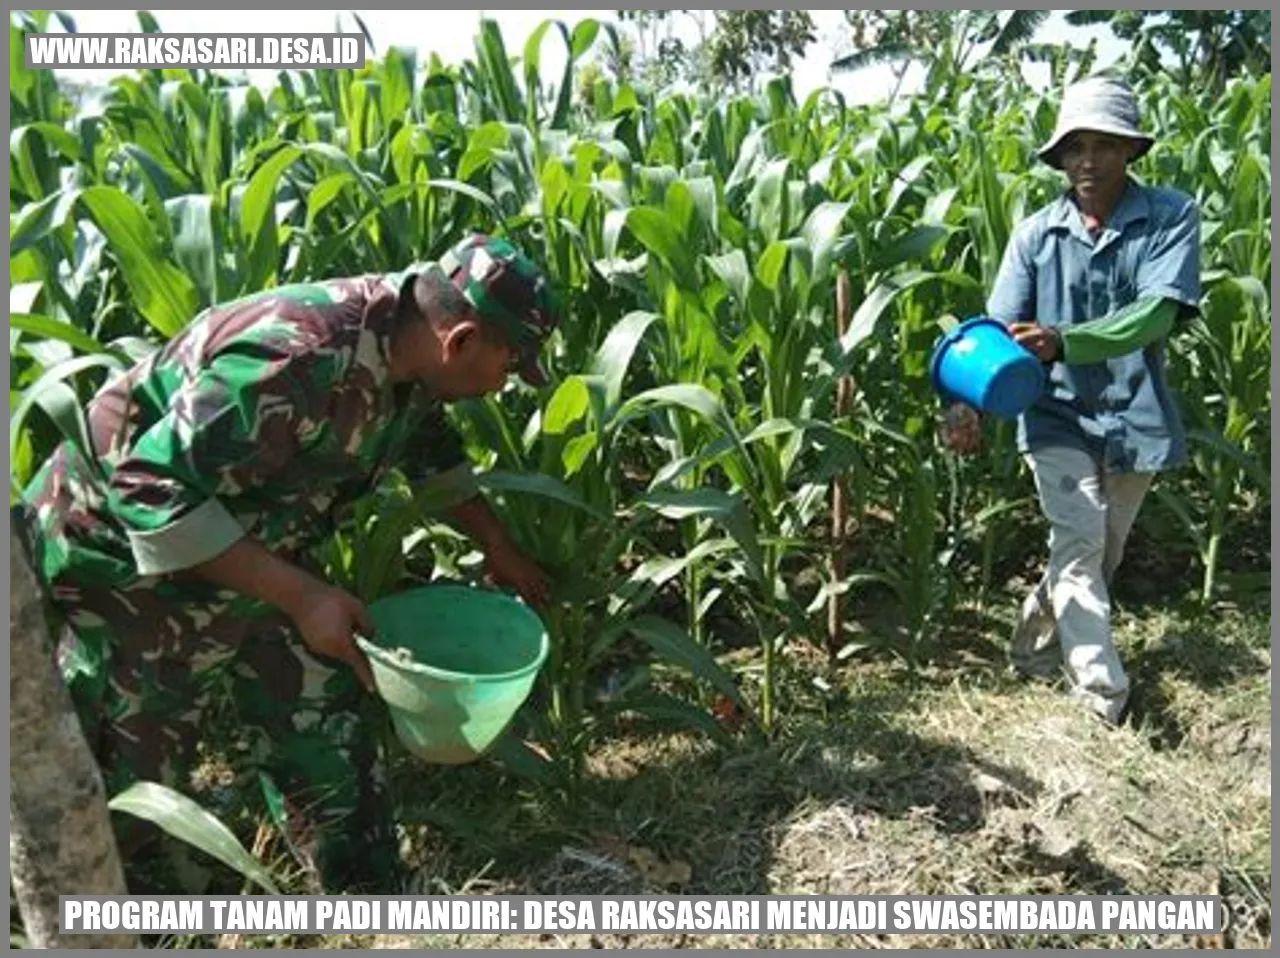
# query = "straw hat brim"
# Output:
<box><xmin>1038</xmin><ymin>120</ymin><xmax>1155</xmax><ymax>169</ymax></box>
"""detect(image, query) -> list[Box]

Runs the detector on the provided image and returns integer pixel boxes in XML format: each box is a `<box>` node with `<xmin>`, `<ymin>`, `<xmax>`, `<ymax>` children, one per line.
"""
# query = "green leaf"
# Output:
<box><xmin>561</xmin><ymin>432</ymin><xmax>598</xmax><ymax>477</ymax></box>
<box><xmin>705</xmin><ymin>249</ymin><xmax>751</xmax><ymax>304</ymax></box>
<box><xmin>256</xmin><ymin>772</ymin><xmax>290</xmax><ymax>837</ymax></box>
<box><xmin>10</xmin><ymin>354</ymin><xmax>124</xmax><ymax>490</ymax></box>
<box><xmin>306</xmin><ymin>172</ymin><xmax>356</xmax><ymax>225</ymax></box>
<box><xmin>637</xmin><ymin>487</ymin><xmax>743</xmax><ymax>521</ymax></box>
<box><xmin>118</xmin><ymin>142</ymin><xmax>190</xmax><ymax>198</ymax></box>
<box><xmin>638</xmin><ymin>488</ymin><xmax>764</xmax><ymax>583</ymax></box>
<box><xmin>589</xmin><ymin>310</ymin><xmax>661</xmax><ymax>412</ymax></box>
<box><xmin>522</xmin><ymin>20</ymin><xmax>555</xmax><ymax>109</ymax></box>
<box><xmin>626</xmin><ymin>538</ymin><xmax>736</xmax><ymax>593</ymax></box>
<box><xmin>475</xmin><ymin>18</ymin><xmax>524</xmax><ymax>123</ymax></box>
<box><xmin>239</xmin><ymin>144</ymin><xmax>303</xmax><ymax>292</ymax></box>
<box><xmin>381</xmin><ymin>45</ymin><xmax>416</xmax><ymax>124</ymax></box>
<box><xmin>10</xmin><ymin>314</ymin><xmax>113</xmax><ymax>358</ymax></box>
<box><xmin>1152</xmin><ymin>487</ymin><xmax>1207</xmax><ymax>556</ymax></box>
<box><xmin>663</xmin><ymin>180</ymin><xmax>697</xmax><ymax>240</ymax></box>
<box><xmin>11</xmin><ymin>17</ymin><xmax>35</xmax><ymax>103</ymax></box>
<box><xmin>749</xmin><ymin>157</ymin><xmax>791</xmax><ymax>243</ymax></box>
<box><xmin>885</xmin><ymin>154</ymin><xmax>932</xmax><ymax>217</ymax></box>
<box><xmin>842</xmin><ymin>270</ymin><xmax>979</xmax><ymax>354</ymax></box>
<box><xmin>1187</xmin><ymin>429</ymin><xmax>1270</xmax><ymax>493</ymax></box>
<box><xmin>542</xmin><ymin>376</ymin><xmax>591</xmax><ymax>435</ymax></box>
<box><xmin>922</xmin><ymin>187</ymin><xmax>959</xmax><ymax>225</ymax></box>
<box><xmin>802</xmin><ymin>201</ymin><xmax>852</xmax><ymax>282</ymax></box>
<box><xmin>477</xmin><ymin>470</ymin><xmax>608</xmax><ymax>519</ymax></box>
<box><xmin>625</xmin><ymin>615</ymin><xmax>745</xmax><ymax>706</ymax></box>
<box><xmin>625</xmin><ymin>206</ymin><xmax>696</xmax><ymax>287</ymax></box>
<box><xmin>10</xmin><ymin>191</ymin><xmax>77</xmax><ymax>258</ymax></box>
<box><xmin>755</xmin><ymin>240</ymin><xmax>790</xmax><ymax>292</ymax></box>
<box><xmin>108</xmin><ymin>782</ymin><xmax>281</xmax><ymax>894</ymax></box>
<box><xmin>570</xmin><ymin>19</ymin><xmax>600</xmax><ymax>58</ymax></box>
<box><xmin>488</xmin><ymin>733</ymin><xmax>556</xmax><ymax>783</ymax></box>
<box><xmin>422</xmin><ymin>177</ymin><xmax>498</xmax><ymax>209</ymax></box>
<box><xmin>165</xmin><ymin>194</ymin><xmax>221</xmax><ymax>308</ymax></box>
<box><xmin>604</xmin><ymin>692</ymin><xmax>732</xmax><ymax>745</ymax></box>
<box><xmin>13</xmin><ymin>122</ymin><xmax>82</xmax><ymax>166</ymax></box>
<box><xmin>869</xmin><ymin>224</ymin><xmax>951</xmax><ymax>273</ymax></box>
<box><xmin>77</xmin><ymin>187</ymin><xmax>198</xmax><ymax>339</ymax></box>
<box><xmin>615</xmin><ymin>384</ymin><xmax>726</xmax><ymax>431</ymax></box>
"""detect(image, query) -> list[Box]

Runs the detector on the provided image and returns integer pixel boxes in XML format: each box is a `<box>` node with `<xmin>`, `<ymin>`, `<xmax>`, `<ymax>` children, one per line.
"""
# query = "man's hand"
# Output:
<box><xmin>289</xmin><ymin>584</ymin><xmax>377</xmax><ymax>693</ymax></box>
<box><xmin>189</xmin><ymin>538</ymin><xmax>376</xmax><ymax>693</ymax></box>
<box><xmin>1010</xmin><ymin>322</ymin><xmax>1062</xmax><ymax>363</ymax></box>
<box><xmin>484</xmin><ymin>542</ymin><xmax>551</xmax><ymax>609</ymax></box>
<box><xmin>940</xmin><ymin>402</ymin><xmax>982</xmax><ymax>456</ymax></box>
<box><xmin>446</xmin><ymin>493</ymin><xmax>552</xmax><ymax>608</ymax></box>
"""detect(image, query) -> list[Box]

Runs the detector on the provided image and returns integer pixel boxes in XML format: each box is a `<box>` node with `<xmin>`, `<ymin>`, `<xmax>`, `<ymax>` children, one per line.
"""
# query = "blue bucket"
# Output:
<box><xmin>930</xmin><ymin>317</ymin><xmax>1046</xmax><ymax>419</ymax></box>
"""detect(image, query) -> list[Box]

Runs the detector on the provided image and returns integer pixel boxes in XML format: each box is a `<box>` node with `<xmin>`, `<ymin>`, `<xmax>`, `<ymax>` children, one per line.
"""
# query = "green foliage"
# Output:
<box><xmin>833</xmin><ymin>10</ymin><xmax>1051</xmax><ymax>102</ymax></box>
<box><xmin>614</xmin><ymin>10</ymin><xmax>817</xmax><ymax>94</ymax></box>
<box><xmin>8</xmin><ymin>12</ymin><xmax>1270</xmax><ymax>799</ymax></box>
<box><xmin>1066</xmin><ymin>10</ymin><xmax>1272</xmax><ymax>92</ymax></box>
<box><xmin>108</xmin><ymin>782</ymin><xmax>282</xmax><ymax>893</ymax></box>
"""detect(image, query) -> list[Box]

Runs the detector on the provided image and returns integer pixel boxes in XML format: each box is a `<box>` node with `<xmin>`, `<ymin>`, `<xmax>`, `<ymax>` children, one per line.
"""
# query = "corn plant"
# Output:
<box><xmin>448</xmin><ymin>312</ymin><xmax>754</xmax><ymax>781</ymax></box>
<box><xmin>9</xmin><ymin>11</ymin><xmax>1271</xmax><ymax>793</ymax></box>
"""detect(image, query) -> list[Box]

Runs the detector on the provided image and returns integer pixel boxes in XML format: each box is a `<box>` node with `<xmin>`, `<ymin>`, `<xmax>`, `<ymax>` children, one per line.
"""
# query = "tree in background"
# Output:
<box><xmin>830</xmin><ymin>10</ymin><xmax>1049</xmax><ymax>103</ymax></box>
<box><xmin>613</xmin><ymin>10</ymin><xmax>816</xmax><ymax>95</ymax></box>
<box><xmin>1067</xmin><ymin>10</ymin><xmax>1272</xmax><ymax>93</ymax></box>
<box><xmin>702</xmin><ymin>11</ymin><xmax>817</xmax><ymax>90</ymax></box>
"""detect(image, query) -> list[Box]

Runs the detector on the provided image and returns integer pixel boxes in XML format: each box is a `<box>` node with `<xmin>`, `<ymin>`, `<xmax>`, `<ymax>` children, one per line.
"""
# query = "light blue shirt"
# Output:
<box><xmin>987</xmin><ymin>178</ymin><xmax>1201</xmax><ymax>473</ymax></box>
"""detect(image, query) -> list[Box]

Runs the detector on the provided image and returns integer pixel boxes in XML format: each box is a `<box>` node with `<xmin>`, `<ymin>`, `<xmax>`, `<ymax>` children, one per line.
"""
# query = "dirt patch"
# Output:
<box><xmin>359</xmin><ymin>720</ymin><xmax>1266</xmax><ymax>946</ymax></box>
<box><xmin>125</xmin><ymin>589</ymin><xmax>1270</xmax><ymax>951</ymax></box>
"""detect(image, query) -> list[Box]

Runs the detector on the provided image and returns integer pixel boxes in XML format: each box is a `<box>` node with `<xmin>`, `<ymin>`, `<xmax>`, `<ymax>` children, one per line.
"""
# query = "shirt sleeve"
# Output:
<box><xmin>1060</xmin><ymin>296</ymin><xmax>1178</xmax><ymax>365</ymax></box>
<box><xmin>1136</xmin><ymin>195</ymin><xmax>1202</xmax><ymax>318</ymax></box>
<box><xmin>106</xmin><ymin>339</ymin><xmax>347</xmax><ymax>576</ymax></box>
<box><xmin>986</xmin><ymin>225</ymin><xmax>1037</xmax><ymax>325</ymax></box>
<box><xmin>400</xmin><ymin>400</ymin><xmax>478</xmax><ymax>510</ymax></box>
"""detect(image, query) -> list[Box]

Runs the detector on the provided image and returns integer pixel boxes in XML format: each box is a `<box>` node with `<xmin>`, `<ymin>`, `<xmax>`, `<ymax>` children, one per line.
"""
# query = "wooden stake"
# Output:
<box><xmin>829</xmin><ymin>269</ymin><xmax>855</xmax><ymax>659</ymax></box>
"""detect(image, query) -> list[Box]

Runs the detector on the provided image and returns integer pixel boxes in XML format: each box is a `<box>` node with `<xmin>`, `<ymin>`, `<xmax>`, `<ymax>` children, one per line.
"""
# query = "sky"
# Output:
<box><xmin>51</xmin><ymin>9</ymin><xmax>1127</xmax><ymax>105</ymax></box>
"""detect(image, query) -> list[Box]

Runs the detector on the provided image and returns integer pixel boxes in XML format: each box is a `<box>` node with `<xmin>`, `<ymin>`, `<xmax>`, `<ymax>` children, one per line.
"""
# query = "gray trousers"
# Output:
<box><xmin>1014</xmin><ymin>446</ymin><xmax>1154</xmax><ymax>723</ymax></box>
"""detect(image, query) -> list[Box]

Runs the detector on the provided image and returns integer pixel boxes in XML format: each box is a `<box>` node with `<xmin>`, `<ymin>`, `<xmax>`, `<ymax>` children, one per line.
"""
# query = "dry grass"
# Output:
<box><xmin>304</xmin><ymin>596</ymin><xmax>1272</xmax><ymax>951</ymax></box>
<box><xmin>140</xmin><ymin>584</ymin><xmax>1269</xmax><ymax>951</ymax></box>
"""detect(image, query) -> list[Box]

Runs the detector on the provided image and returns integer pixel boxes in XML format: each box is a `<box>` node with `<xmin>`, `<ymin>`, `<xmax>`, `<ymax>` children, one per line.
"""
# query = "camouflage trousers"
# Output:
<box><xmin>48</xmin><ymin>574</ymin><xmax>402</xmax><ymax>894</ymax></box>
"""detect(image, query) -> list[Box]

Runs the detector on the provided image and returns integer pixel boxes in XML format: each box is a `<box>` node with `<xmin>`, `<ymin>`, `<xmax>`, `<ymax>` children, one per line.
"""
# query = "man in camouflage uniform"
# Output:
<box><xmin>18</xmin><ymin>234</ymin><xmax>557</xmax><ymax>892</ymax></box>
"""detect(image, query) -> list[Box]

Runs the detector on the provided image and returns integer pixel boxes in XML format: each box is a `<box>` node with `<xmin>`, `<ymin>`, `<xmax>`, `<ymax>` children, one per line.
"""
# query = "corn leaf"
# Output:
<box><xmin>108</xmin><ymin>782</ymin><xmax>281</xmax><ymax>894</ymax></box>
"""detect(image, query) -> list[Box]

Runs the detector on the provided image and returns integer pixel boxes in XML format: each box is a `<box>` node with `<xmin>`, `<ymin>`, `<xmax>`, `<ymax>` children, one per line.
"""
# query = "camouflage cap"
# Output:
<box><xmin>439</xmin><ymin>233</ymin><xmax>560</xmax><ymax>387</ymax></box>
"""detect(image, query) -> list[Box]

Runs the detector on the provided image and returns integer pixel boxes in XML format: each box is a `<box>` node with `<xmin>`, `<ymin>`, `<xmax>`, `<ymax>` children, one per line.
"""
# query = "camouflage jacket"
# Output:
<box><xmin>23</xmin><ymin>266</ymin><xmax>478</xmax><ymax>595</ymax></box>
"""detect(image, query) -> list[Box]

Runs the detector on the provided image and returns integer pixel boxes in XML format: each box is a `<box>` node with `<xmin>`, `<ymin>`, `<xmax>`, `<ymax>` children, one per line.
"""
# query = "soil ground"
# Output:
<box><xmin>36</xmin><ymin>514</ymin><xmax>1269</xmax><ymax>951</ymax></box>
<box><xmin>217</xmin><ymin>583</ymin><xmax>1271</xmax><ymax>950</ymax></box>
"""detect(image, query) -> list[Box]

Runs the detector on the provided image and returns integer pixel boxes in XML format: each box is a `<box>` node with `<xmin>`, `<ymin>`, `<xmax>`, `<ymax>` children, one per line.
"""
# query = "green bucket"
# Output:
<box><xmin>354</xmin><ymin>584</ymin><xmax>549</xmax><ymax>765</ymax></box>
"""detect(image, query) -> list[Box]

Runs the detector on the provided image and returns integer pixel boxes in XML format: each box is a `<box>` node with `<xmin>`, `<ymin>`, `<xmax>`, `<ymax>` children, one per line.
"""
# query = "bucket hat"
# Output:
<box><xmin>1037</xmin><ymin>76</ymin><xmax>1154</xmax><ymax>169</ymax></box>
<box><xmin>438</xmin><ymin>234</ymin><xmax>560</xmax><ymax>388</ymax></box>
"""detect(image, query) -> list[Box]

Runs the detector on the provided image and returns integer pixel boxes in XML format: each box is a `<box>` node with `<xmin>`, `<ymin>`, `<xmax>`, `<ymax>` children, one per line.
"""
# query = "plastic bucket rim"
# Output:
<box><xmin>355</xmin><ymin>584</ymin><xmax>550</xmax><ymax>684</ymax></box>
<box><xmin>929</xmin><ymin>315</ymin><xmax>1038</xmax><ymax>407</ymax></box>
<box><xmin>929</xmin><ymin>316</ymin><xmax>1009</xmax><ymax>393</ymax></box>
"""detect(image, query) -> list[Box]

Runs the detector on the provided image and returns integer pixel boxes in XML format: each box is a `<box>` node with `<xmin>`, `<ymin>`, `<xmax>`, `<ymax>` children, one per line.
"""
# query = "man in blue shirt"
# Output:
<box><xmin>943</xmin><ymin>76</ymin><xmax>1201</xmax><ymax>724</ymax></box>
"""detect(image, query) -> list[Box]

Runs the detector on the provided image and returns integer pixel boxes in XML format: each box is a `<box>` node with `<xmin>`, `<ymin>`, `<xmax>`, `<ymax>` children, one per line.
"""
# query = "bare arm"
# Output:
<box><xmin>444</xmin><ymin>494</ymin><xmax>550</xmax><ymax>608</ymax></box>
<box><xmin>190</xmin><ymin>537</ymin><xmax>323</xmax><ymax>619</ymax></box>
<box><xmin>190</xmin><ymin>538</ymin><xmax>375</xmax><ymax>691</ymax></box>
<box><xmin>445</xmin><ymin>495</ymin><xmax>512</xmax><ymax>554</ymax></box>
